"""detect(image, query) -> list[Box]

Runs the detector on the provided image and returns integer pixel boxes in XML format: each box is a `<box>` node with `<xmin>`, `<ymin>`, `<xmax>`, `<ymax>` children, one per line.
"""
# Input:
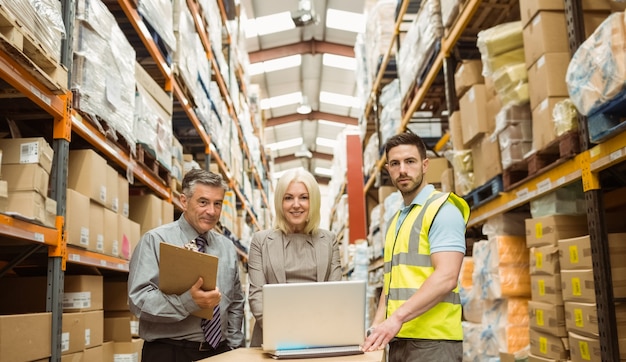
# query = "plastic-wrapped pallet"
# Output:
<box><xmin>480</xmin><ymin>298</ymin><xmax>530</xmax><ymax>357</ymax></box>
<box><xmin>459</xmin><ymin>257</ymin><xmax>483</xmax><ymax>323</ymax></box>
<box><xmin>461</xmin><ymin>321</ymin><xmax>483</xmax><ymax>362</ymax></box>
<box><xmin>397</xmin><ymin>0</ymin><xmax>443</xmax><ymax>98</ymax></box>
<box><xmin>3</xmin><ymin>0</ymin><xmax>66</xmax><ymax>61</ymax></box>
<box><xmin>72</xmin><ymin>0</ymin><xmax>137</xmax><ymax>152</ymax></box>
<box><xmin>566</xmin><ymin>11</ymin><xmax>626</xmax><ymax>116</ymax></box>
<box><xmin>363</xmin><ymin>0</ymin><xmax>397</xmax><ymax>89</ymax></box>
<box><xmin>137</xmin><ymin>0</ymin><xmax>176</xmax><ymax>54</ymax></box>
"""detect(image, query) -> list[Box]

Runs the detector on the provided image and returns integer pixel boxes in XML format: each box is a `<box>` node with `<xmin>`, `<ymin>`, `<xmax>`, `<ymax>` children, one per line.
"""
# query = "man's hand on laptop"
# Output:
<box><xmin>361</xmin><ymin>318</ymin><xmax>402</xmax><ymax>352</ymax></box>
<box><xmin>190</xmin><ymin>277</ymin><xmax>221</xmax><ymax>310</ymax></box>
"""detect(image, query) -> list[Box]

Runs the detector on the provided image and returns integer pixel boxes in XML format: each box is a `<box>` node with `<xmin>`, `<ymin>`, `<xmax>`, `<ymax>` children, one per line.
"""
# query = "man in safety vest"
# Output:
<box><xmin>361</xmin><ymin>132</ymin><xmax>470</xmax><ymax>361</ymax></box>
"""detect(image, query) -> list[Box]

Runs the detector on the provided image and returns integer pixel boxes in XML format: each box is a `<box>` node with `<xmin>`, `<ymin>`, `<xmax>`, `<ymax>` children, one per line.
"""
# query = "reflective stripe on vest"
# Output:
<box><xmin>383</xmin><ymin>189</ymin><xmax>469</xmax><ymax>340</ymax></box>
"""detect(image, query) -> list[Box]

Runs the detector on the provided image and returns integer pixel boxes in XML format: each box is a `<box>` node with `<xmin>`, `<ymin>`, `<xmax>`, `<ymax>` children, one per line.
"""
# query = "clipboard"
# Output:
<box><xmin>159</xmin><ymin>242</ymin><xmax>219</xmax><ymax>319</ymax></box>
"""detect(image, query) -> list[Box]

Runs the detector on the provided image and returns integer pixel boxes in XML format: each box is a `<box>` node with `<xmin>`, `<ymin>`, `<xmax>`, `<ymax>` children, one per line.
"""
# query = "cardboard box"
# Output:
<box><xmin>0</xmin><ymin>180</ymin><xmax>7</xmax><ymax>213</ymax></box>
<box><xmin>129</xmin><ymin>194</ymin><xmax>163</xmax><ymax>235</ymax></box>
<box><xmin>6</xmin><ymin>190</ymin><xmax>56</xmax><ymax>227</ymax></box>
<box><xmin>61</xmin><ymin>352</ymin><xmax>83</xmax><ymax>362</ymax></box>
<box><xmin>89</xmin><ymin>202</ymin><xmax>105</xmax><ymax>253</ymax></box>
<box><xmin>460</xmin><ymin>84</ymin><xmax>490</xmax><ymax>147</ymax></box>
<box><xmin>103</xmin><ymin>280</ymin><xmax>129</xmax><ymax>311</ymax></box>
<box><xmin>68</xmin><ymin>149</ymin><xmax>107</xmax><ymax>206</ymax></box>
<box><xmin>104</xmin><ymin>317</ymin><xmax>133</xmax><ymax>342</ymax></box>
<box><xmin>564</xmin><ymin>302</ymin><xmax>626</xmax><ymax>339</ymax></box>
<box><xmin>531</xmin><ymin>97</ymin><xmax>568</xmax><ymax>152</ymax></box>
<box><xmin>0</xmin><ymin>137</ymin><xmax>54</xmax><ymax>173</ymax></box>
<box><xmin>562</xmin><ymin>267</ymin><xmax>626</xmax><ymax>302</ymax></box>
<box><xmin>66</xmin><ymin>189</ymin><xmax>90</xmax><ymax>249</ymax></box>
<box><xmin>525</xmin><ymin>215</ymin><xmax>588</xmax><ymax>247</ymax></box>
<box><xmin>523</xmin><ymin>11</ymin><xmax>610</xmax><ymax>69</ymax></box>
<box><xmin>62</xmin><ymin>312</ymin><xmax>85</xmax><ymax>355</ymax></box>
<box><xmin>531</xmin><ymin>274</ymin><xmax>563</xmax><ymax>305</ymax></box>
<box><xmin>162</xmin><ymin>198</ymin><xmax>174</xmax><ymax>224</ymax></box>
<box><xmin>454</xmin><ymin>59</ymin><xmax>484</xmax><ymax>98</ymax></box>
<box><xmin>113</xmin><ymin>338</ymin><xmax>143</xmax><ymax>361</ymax></box>
<box><xmin>529</xmin><ymin>300</ymin><xmax>567</xmax><ymax>337</ymax></box>
<box><xmin>471</xmin><ymin>133</ymin><xmax>502</xmax><ymax>187</ymax></box>
<box><xmin>83</xmin><ymin>345</ymin><xmax>103</xmax><ymax>362</ymax></box>
<box><xmin>528</xmin><ymin>53</ymin><xmax>571</xmax><ymax>110</ymax></box>
<box><xmin>0</xmin><ymin>313</ymin><xmax>52</xmax><ymax>362</ymax></box>
<box><xmin>106</xmin><ymin>165</ymin><xmax>119</xmax><ymax>213</ymax></box>
<box><xmin>519</xmin><ymin>0</ymin><xmax>612</xmax><ymax>26</ymax></box>
<box><xmin>530</xmin><ymin>245</ymin><xmax>560</xmax><ymax>275</ymax></box>
<box><xmin>425</xmin><ymin>158</ymin><xmax>450</xmax><ymax>185</ymax></box>
<box><xmin>103</xmin><ymin>208</ymin><xmax>119</xmax><ymax>257</ymax></box>
<box><xmin>527</xmin><ymin>353</ymin><xmax>560</xmax><ymax>362</ymax></box>
<box><xmin>448</xmin><ymin>111</ymin><xmax>466</xmax><ymax>151</ymax></box>
<box><xmin>105</xmin><ymin>311</ymin><xmax>139</xmax><ymax>337</ymax></box>
<box><xmin>558</xmin><ymin>233</ymin><xmax>626</xmax><ymax>270</ymax></box>
<box><xmin>118</xmin><ymin>215</ymin><xmax>132</xmax><ymax>260</ymax></box>
<box><xmin>529</xmin><ymin>328</ymin><xmax>569</xmax><ymax>360</ymax></box>
<box><xmin>102</xmin><ymin>341</ymin><xmax>114</xmax><ymax>361</ymax></box>
<box><xmin>118</xmin><ymin>173</ymin><xmax>129</xmax><ymax>217</ymax></box>
<box><xmin>135</xmin><ymin>62</ymin><xmax>173</xmax><ymax>115</ymax></box>
<box><xmin>64</xmin><ymin>275</ymin><xmax>104</xmax><ymax>312</ymax></box>
<box><xmin>566</xmin><ymin>332</ymin><xmax>626</xmax><ymax>362</ymax></box>
<box><xmin>2</xmin><ymin>164</ymin><xmax>49</xmax><ymax>196</ymax></box>
<box><xmin>84</xmin><ymin>310</ymin><xmax>104</xmax><ymax>349</ymax></box>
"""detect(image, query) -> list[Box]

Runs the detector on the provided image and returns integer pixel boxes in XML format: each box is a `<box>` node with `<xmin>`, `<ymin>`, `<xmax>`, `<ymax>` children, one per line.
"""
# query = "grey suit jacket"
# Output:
<box><xmin>247</xmin><ymin>228</ymin><xmax>342</xmax><ymax>347</ymax></box>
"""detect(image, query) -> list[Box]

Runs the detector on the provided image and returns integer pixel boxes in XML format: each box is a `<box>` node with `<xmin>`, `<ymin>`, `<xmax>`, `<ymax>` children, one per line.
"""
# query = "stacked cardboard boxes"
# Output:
<box><xmin>67</xmin><ymin>149</ymin><xmax>142</xmax><ymax>260</ymax></box>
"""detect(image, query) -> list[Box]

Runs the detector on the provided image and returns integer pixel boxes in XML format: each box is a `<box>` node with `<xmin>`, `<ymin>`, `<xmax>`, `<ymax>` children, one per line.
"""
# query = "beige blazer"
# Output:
<box><xmin>247</xmin><ymin>229</ymin><xmax>342</xmax><ymax>347</ymax></box>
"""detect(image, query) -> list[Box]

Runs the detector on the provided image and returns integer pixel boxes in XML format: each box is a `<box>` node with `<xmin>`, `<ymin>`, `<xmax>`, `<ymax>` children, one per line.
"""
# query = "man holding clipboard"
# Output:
<box><xmin>128</xmin><ymin>169</ymin><xmax>245</xmax><ymax>361</ymax></box>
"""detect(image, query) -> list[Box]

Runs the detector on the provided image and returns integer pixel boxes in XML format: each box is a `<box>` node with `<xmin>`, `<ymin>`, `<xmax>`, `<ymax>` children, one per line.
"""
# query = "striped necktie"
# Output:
<box><xmin>195</xmin><ymin>235</ymin><xmax>223</xmax><ymax>348</ymax></box>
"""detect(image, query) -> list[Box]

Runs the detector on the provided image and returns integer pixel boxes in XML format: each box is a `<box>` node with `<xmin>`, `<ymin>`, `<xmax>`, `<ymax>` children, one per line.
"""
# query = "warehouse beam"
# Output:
<box><xmin>265</xmin><ymin>111</ymin><xmax>357</xmax><ymax>127</ymax></box>
<box><xmin>248</xmin><ymin>40</ymin><xmax>354</xmax><ymax>63</ymax></box>
<box><xmin>272</xmin><ymin>151</ymin><xmax>333</xmax><ymax>164</ymax></box>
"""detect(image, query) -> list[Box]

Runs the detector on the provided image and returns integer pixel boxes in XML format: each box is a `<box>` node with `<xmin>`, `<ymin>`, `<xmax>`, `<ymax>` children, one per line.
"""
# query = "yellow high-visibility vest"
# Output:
<box><xmin>384</xmin><ymin>190</ymin><xmax>469</xmax><ymax>340</ymax></box>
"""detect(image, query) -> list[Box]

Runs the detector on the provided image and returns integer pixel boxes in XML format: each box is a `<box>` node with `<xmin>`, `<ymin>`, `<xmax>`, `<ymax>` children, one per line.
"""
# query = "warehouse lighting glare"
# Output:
<box><xmin>320</xmin><ymin>91</ymin><xmax>360</xmax><ymax>108</ymax></box>
<box><xmin>267</xmin><ymin>137</ymin><xmax>303</xmax><ymax>151</ymax></box>
<box><xmin>326</xmin><ymin>9</ymin><xmax>365</xmax><ymax>33</ymax></box>
<box><xmin>245</xmin><ymin>12</ymin><xmax>295</xmax><ymax>37</ymax></box>
<box><xmin>314</xmin><ymin>167</ymin><xmax>334</xmax><ymax>177</ymax></box>
<box><xmin>260</xmin><ymin>92</ymin><xmax>301</xmax><ymax>110</ymax></box>
<box><xmin>316</xmin><ymin>137</ymin><xmax>337</xmax><ymax>148</ymax></box>
<box><xmin>249</xmin><ymin>55</ymin><xmax>302</xmax><ymax>76</ymax></box>
<box><xmin>323</xmin><ymin>54</ymin><xmax>356</xmax><ymax>71</ymax></box>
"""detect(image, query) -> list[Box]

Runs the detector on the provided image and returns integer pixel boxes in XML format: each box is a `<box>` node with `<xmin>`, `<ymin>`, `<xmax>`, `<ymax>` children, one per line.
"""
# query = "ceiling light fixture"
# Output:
<box><xmin>291</xmin><ymin>0</ymin><xmax>319</xmax><ymax>27</ymax></box>
<box><xmin>296</xmin><ymin>96</ymin><xmax>312</xmax><ymax>114</ymax></box>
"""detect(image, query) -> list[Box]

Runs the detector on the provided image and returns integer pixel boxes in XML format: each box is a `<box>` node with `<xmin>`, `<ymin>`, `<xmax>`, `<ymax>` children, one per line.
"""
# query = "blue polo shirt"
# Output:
<box><xmin>394</xmin><ymin>184</ymin><xmax>466</xmax><ymax>254</ymax></box>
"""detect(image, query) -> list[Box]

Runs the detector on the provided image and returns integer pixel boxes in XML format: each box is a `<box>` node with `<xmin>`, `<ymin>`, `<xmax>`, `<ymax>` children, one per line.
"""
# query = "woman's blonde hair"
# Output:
<box><xmin>273</xmin><ymin>168</ymin><xmax>321</xmax><ymax>234</ymax></box>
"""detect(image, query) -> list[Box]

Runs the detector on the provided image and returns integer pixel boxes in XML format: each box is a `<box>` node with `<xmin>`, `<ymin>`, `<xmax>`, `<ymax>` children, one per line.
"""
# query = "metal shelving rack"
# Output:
<box><xmin>0</xmin><ymin>0</ymin><xmax>272</xmax><ymax>360</ymax></box>
<box><xmin>356</xmin><ymin>0</ymin><xmax>625</xmax><ymax>359</ymax></box>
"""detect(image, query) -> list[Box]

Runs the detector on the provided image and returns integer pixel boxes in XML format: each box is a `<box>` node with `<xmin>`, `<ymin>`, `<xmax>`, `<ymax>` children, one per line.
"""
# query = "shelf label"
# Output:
<box><xmin>69</xmin><ymin>254</ymin><xmax>80</xmax><ymax>262</ymax></box>
<box><xmin>555</xmin><ymin>176</ymin><xmax>565</xmax><ymax>187</ymax></box>
<box><xmin>118</xmin><ymin>263</ymin><xmax>127</xmax><ymax>270</ymax></box>
<box><xmin>61</xmin><ymin>332</ymin><xmax>70</xmax><ymax>352</ymax></box>
<box><xmin>610</xmin><ymin>149</ymin><xmax>623</xmax><ymax>162</ymax></box>
<box><xmin>29</xmin><ymin>85</ymin><xmax>52</xmax><ymax>106</ymax></box>
<box><xmin>33</xmin><ymin>232</ymin><xmax>45</xmax><ymax>242</ymax></box>
<box><xmin>537</xmin><ymin>179</ymin><xmax>552</xmax><ymax>194</ymax></box>
<box><xmin>100</xmin><ymin>259</ymin><xmax>108</xmax><ymax>267</ymax></box>
<box><xmin>63</xmin><ymin>292</ymin><xmax>91</xmax><ymax>309</ymax></box>
<box><xmin>113</xmin><ymin>352</ymin><xmax>138</xmax><ymax>362</ymax></box>
<box><xmin>516</xmin><ymin>188</ymin><xmax>530</xmax><ymax>200</ymax></box>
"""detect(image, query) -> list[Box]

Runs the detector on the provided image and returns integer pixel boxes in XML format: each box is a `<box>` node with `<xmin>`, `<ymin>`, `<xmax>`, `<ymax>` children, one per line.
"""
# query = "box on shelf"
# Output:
<box><xmin>558</xmin><ymin>233</ymin><xmax>626</xmax><ymax>270</ymax></box>
<box><xmin>528</xmin><ymin>52</ymin><xmax>570</xmax><ymax>111</ymax></box>
<box><xmin>0</xmin><ymin>313</ymin><xmax>52</xmax><ymax>362</ymax></box>
<box><xmin>62</xmin><ymin>312</ymin><xmax>85</xmax><ymax>355</ymax></box>
<box><xmin>103</xmin><ymin>208</ymin><xmax>119</xmax><ymax>257</ymax></box>
<box><xmin>531</xmin><ymin>97</ymin><xmax>568</xmax><ymax>152</ymax></box>
<box><xmin>2</xmin><ymin>164</ymin><xmax>49</xmax><ymax>196</ymax></box>
<box><xmin>525</xmin><ymin>214</ymin><xmax>588</xmax><ymax>247</ymax></box>
<box><xmin>106</xmin><ymin>165</ymin><xmax>119</xmax><ymax>213</ymax></box>
<box><xmin>68</xmin><ymin>149</ymin><xmax>108</xmax><ymax>207</ymax></box>
<box><xmin>84</xmin><ymin>310</ymin><xmax>104</xmax><ymax>349</ymax></box>
<box><xmin>66</xmin><ymin>189</ymin><xmax>90</xmax><ymax>249</ymax></box>
<box><xmin>528</xmin><ymin>300</ymin><xmax>567</xmax><ymax>337</ymax></box>
<box><xmin>103</xmin><ymin>280</ymin><xmax>129</xmax><ymax>312</ymax></box>
<box><xmin>425</xmin><ymin>158</ymin><xmax>450</xmax><ymax>185</ymax></box>
<box><xmin>64</xmin><ymin>275</ymin><xmax>104</xmax><ymax>312</ymax></box>
<box><xmin>530</xmin><ymin>274</ymin><xmax>563</xmax><ymax>305</ymax></box>
<box><xmin>561</xmin><ymin>268</ymin><xmax>626</xmax><ymax>302</ymax></box>
<box><xmin>529</xmin><ymin>328</ymin><xmax>569</xmax><ymax>360</ymax></box>
<box><xmin>118</xmin><ymin>173</ymin><xmax>129</xmax><ymax>218</ymax></box>
<box><xmin>0</xmin><ymin>137</ymin><xmax>54</xmax><ymax>173</ymax></box>
<box><xmin>89</xmin><ymin>202</ymin><xmax>105</xmax><ymax>253</ymax></box>
<box><xmin>84</xmin><ymin>345</ymin><xmax>103</xmax><ymax>362</ymax></box>
<box><xmin>129</xmin><ymin>194</ymin><xmax>164</xmax><ymax>236</ymax></box>
<box><xmin>460</xmin><ymin>84</ymin><xmax>491</xmax><ymax>147</ymax></box>
<box><xmin>519</xmin><ymin>0</ymin><xmax>611</xmax><ymax>26</ymax></box>
<box><xmin>470</xmin><ymin>133</ymin><xmax>502</xmax><ymax>187</ymax></box>
<box><xmin>529</xmin><ymin>245</ymin><xmax>560</xmax><ymax>275</ymax></box>
<box><xmin>567</xmin><ymin>331</ymin><xmax>626</xmax><ymax>362</ymax></box>
<box><xmin>564</xmin><ymin>302</ymin><xmax>626</xmax><ymax>339</ymax></box>
<box><xmin>454</xmin><ymin>59</ymin><xmax>484</xmax><ymax>98</ymax></box>
<box><xmin>0</xmin><ymin>180</ymin><xmax>7</xmax><ymax>213</ymax></box>
<box><xmin>6</xmin><ymin>190</ymin><xmax>56</xmax><ymax>227</ymax></box>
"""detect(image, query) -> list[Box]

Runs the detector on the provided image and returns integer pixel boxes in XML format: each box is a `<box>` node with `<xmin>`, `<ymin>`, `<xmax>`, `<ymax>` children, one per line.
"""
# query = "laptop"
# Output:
<box><xmin>262</xmin><ymin>280</ymin><xmax>367</xmax><ymax>359</ymax></box>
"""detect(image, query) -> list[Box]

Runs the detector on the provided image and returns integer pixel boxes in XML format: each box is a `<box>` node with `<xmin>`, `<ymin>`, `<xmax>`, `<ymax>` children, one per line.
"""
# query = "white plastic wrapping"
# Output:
<box><xmin>137</xmin><ymin>0</ymin><xmax>176</xmax><ymax>53</ymax></box>
<box><xmin>73</xmin><ymin>0</ymin><xmax>137</xmax><ymax>152</ymax></box>
<box><xmin>566</xmin><ymin>12</ymin><xmax>626</xmax><ymax>116</ymax></box>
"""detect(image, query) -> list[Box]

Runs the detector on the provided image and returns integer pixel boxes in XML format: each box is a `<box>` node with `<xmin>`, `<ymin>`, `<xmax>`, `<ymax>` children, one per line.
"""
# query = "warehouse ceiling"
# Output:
<box><xmin>241</xmin><ymin>0</ymin><xmax>372</xmax><ymax>184</ymax></box>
